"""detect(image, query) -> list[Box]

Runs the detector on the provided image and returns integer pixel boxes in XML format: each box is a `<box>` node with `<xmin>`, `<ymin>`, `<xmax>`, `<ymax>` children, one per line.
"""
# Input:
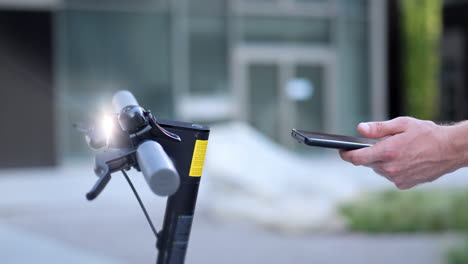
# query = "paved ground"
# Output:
<box><xmin>0</xmin><ymin>160</ymin><xmax>465</xmax><ymax>264</ymax></box>
<box><xmin>0</xmin><ymin>209</ymin><xmax>453</xmax><ymax>264</ymax></box>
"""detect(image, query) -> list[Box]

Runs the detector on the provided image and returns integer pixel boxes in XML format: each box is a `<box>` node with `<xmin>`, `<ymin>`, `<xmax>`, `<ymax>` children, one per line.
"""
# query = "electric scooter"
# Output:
<box><xmin>75</xmin><ymin>90</ymin><xmax>210</xmax><ymax>264</ymax></box>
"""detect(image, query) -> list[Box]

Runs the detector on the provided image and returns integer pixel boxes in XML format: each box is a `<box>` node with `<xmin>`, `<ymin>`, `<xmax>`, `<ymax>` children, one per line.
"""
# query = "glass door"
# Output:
<box><xmin>233</xmin><ymin>46</ymin><xmax>337</xmax><ymax>148</ymax></box>
<box><xmin>289</xmin><ymin>64</ymin><xmax>325</xmax><ymax>133</ymax></box>
<box><xmin>247</xmin><ymin>64</ymin><xmax>281</xmax><ymax>141</ymax></box>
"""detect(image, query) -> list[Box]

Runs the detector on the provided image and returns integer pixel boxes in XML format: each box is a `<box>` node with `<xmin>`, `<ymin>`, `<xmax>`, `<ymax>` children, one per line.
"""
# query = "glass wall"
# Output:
<box><xmin>336</xmin><ymin>0</ymin><xmax>370</xmax><ymax>135</ymax></box>
<box><xmin>231</xmin><ymin>0</ymin><xmax>370</xmax><ymax>147</ymax></box>
<box><xmin>188</xmin><ymin>0</ymin><xmax>228</xmax><ymax>94</ymax></box>
<box><xmin>293</xmin><ymin>65</ymin><xmax>325</xmax><ymax>133</ymax></box>
<box><xmin>55</xmin><ymin>0</ymin><xmax>373</xmax><ymax>157</ymax></box>
<box><xmin>56</xmin><ymin>7</ymin><xmax>172</xmax><ymax>156</ymax></box>
<box><xmin>248</xmin><ymin>64</ymin><xmax>281</xmax><ymax>140</ymax></box>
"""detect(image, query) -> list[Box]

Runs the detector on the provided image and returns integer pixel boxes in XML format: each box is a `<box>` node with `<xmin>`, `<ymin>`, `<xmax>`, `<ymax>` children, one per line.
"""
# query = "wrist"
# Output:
<box><xmin>443</xmin><ymin>121</ymin><xmax>468</xmax><ymax>168</ymax></box>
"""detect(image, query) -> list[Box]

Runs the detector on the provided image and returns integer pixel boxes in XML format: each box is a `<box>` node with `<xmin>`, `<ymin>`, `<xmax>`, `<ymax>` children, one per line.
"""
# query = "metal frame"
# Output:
<box><xmin>170</xmin><ymin>0</ymin><xmax>191</xmax><ymax>120</ymax></box>
<box><xmin>369</xmin><ymin>0</ymin><xmax>388</xmax><ymax>121</ymax></box>
<box><xmin>57</xmin><ymin>0</ymin><xmax>170</xmax><ymax>12</ymax></box>
<box><xmin>231</xmin><ymin>0</ymin><xmax>337</xmax><ymax>18</ymax></box>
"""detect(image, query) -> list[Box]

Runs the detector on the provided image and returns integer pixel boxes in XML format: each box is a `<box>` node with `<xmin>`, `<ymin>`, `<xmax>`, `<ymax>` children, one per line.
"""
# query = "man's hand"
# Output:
<box><xmin>339</xmin><ymin>117</ymin><xmax>466</xmax><ymax>189</ymax></box>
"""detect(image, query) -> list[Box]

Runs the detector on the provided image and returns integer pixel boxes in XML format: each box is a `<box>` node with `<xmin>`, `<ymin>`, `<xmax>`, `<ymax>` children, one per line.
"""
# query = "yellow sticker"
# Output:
<box><xmin>189</xmin><ymin>140</ymin><xmax>208</xmax><ymax>177</ymax></box>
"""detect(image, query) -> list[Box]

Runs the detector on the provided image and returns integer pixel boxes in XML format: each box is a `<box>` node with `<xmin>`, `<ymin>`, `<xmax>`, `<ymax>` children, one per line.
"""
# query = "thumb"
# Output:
<box><xmin>358</xmin><ymin>117</ymin><xmax>409</xmax><ymax>139</ymax></box>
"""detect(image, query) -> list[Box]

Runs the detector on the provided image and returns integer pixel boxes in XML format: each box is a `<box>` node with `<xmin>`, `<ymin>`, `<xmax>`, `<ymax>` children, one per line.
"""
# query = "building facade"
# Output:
<box><xmin>0</xmin><ymin>0</ymin><xmax>387</xmax><ymax>163</ymax></box>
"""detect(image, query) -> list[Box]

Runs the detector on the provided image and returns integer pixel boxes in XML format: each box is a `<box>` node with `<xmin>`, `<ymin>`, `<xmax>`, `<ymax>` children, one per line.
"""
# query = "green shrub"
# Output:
<box><xmin>340</xmin><ymin>189</ymin><xmax>468</xmax><ymax>264</ymax></box>
<box><xmin>446</xmin><ymin>238</ymin><xmax>468</xmax><ymax>264</ymax></box>
<box><xmin>340</xmin><ymin>189</ymin><xmax>468</xmax><ymax>233</ymax></box>
<box><xmin>400</xmin><ymin>0</ymin><xmax>442</xmax><ymax>120</ymax></box>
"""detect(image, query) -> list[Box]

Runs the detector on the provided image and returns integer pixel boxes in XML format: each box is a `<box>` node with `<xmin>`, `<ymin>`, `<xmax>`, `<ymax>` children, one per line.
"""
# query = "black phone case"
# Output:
<box><xmin>291</xmin><ymin>129</ymin><xmax>375</xmax><ymax>150</ymax></box>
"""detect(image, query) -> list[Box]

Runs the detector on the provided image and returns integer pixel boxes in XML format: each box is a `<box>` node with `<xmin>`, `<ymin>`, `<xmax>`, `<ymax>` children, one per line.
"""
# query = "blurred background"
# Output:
<box><xmin>1</xmin><ymin>0</ymin><xmax>468</xmax><ymax>263</ymax></box>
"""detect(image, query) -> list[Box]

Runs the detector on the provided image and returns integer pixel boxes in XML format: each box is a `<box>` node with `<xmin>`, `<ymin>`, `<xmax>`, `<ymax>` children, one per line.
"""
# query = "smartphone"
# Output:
<box><xmin>291</xmin><ymin>129</ymin><xmax>377</xmax><ymax>150</ymax></box>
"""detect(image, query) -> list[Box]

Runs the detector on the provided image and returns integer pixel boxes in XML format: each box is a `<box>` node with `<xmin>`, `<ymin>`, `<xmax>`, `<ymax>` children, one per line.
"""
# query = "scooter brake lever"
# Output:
<box><xmin>86</xmin><ymin>168</ymin><xmax>111</xmax><ymax>201</ymax></box>
<box><xmin>86</xmin><ymin>148</ymin><xmax>136</xmax><ymax>201</ymax></box>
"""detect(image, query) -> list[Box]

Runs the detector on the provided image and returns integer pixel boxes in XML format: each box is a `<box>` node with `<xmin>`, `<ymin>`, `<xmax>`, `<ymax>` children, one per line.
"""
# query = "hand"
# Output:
<box><xmin>339</xmin><ymin>117</ymin><xmax>463</xmax><ymax>189</ymax></box>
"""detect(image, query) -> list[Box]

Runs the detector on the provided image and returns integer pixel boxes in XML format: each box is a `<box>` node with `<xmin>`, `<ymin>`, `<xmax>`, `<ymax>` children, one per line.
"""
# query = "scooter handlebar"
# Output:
<box><xmin>136</xmin><ymin>140</ymin><xmax>180</xmax><ymax>196</ymax></box>
<box><xmin>112</xmin><ymin>90</ymin><xmax>180</xmax><ymax>196</ymax></box>
<box><xmin>112</xmin><ymin>90</ymin><xmax>140</xmax><ymax>113</ymax></box>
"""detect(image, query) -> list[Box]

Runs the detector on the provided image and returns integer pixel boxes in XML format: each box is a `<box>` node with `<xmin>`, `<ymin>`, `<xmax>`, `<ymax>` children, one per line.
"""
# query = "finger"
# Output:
<box><xmin>339</xmin><ymin>146</ymin><xmax>385</xmax><ymax>166</ymax></box>
<box><xmin>338</xmin><ymin>150</ymin><xmax>349</xmax><ymax>162</ymax></box>
<box><xmin>372</xmin><ymin>167</ymin><xmax>393</xmax><ymax>182</ymax></box>
<box><xmin>395</xmin><ymin>182</ymin><xmax>417</xmax><ymax>190</ymax></box>
<box><xmin>358</xmin><ymin>117</ymin><xmax>411</xmax><ymax>139</ymax></box>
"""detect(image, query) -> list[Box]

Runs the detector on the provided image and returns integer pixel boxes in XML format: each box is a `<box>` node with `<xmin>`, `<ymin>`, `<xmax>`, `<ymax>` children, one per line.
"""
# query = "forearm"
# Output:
<box><xmin>443</xmin><ymin>121</ymin><xmax>468</xmax><ymax>168</ymax></box>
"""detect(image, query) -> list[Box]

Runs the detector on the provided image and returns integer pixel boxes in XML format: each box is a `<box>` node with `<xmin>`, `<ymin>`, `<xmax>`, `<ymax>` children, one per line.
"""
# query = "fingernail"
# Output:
<box><xmin>359</xmin><ymin>123</ymin><xmax>370</xmax><ymax>133</ymax></box>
